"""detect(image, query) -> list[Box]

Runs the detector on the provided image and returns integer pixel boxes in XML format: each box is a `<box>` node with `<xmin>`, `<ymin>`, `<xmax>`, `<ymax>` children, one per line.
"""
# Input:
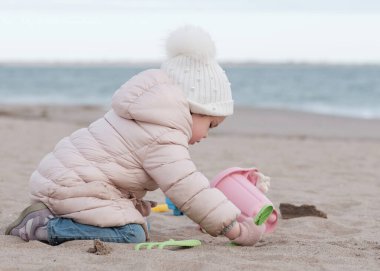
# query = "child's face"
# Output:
<box><xmin>189</xmin><ymin>114</ymin><xmax>225</xmax><ymax>145</ymax></box>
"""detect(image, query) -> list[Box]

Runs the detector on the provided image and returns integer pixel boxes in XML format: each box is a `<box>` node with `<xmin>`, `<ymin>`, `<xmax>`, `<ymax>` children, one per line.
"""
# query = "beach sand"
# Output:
<box><xmin>0</xmin><ymin>105</ymin><xmax>379</xmax><ymax>270</ymax></box>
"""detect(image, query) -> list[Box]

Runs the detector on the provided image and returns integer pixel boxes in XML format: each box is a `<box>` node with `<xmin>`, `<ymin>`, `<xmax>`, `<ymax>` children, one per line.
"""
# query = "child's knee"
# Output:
<box><xmin>120</xmin><ymin>223</ymin><xmax>146</xmax><ymax>243</ymax></box>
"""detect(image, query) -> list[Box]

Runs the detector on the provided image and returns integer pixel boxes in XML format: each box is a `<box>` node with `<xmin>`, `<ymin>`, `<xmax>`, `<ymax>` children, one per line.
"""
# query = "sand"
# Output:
<box><xmin>0</xmin><ymin>105</ymin><xmax>379</xmax><ymax>271</ymax></box>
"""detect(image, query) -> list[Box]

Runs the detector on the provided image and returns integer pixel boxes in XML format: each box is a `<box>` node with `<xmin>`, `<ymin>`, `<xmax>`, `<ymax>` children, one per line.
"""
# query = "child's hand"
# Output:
<box><xmin>230</xmin><ymin>220</ymin><xmax>265</xmax><ymax>246</ymax></box>
<box><xmin>135</xmin><ymin>200</ymin><xmax>157</xmax><ymax>216</ymax></box>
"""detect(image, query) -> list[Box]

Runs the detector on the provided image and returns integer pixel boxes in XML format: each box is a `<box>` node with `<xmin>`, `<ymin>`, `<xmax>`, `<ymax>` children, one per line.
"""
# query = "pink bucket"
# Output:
<box><xmin>211</xmin><ymin>167</ymin><xmax>278</xmax><ymax>233</ymax></box>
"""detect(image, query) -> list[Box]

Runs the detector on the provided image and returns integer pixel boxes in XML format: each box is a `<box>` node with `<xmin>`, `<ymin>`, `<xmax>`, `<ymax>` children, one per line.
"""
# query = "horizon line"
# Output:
<box><xmin>1</xmin><ymin>60</ymin><xmax>380</xmax><ymax>67</ymax></box>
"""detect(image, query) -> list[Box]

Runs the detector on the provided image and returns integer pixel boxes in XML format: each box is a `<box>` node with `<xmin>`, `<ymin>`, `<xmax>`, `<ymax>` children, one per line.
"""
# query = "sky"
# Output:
<box><xmin>1</xmin><ymin>0</ymin><xmax>380</xmax><ymax>63</ymax></box>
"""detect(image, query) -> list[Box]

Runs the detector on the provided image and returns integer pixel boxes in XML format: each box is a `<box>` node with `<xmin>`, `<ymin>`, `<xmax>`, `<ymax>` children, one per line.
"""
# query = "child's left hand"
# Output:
<box><xmin>229</xmin><ymin>220</ymin><xmax>265</xmax><ymax>246</ymax></box>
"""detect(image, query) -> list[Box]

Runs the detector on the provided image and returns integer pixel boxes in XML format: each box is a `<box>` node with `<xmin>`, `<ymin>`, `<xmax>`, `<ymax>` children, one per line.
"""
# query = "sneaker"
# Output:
<box><xmin>5</xmin><ymin>202</ymin><xmax>53</xmax><ymax>241</ymax></box>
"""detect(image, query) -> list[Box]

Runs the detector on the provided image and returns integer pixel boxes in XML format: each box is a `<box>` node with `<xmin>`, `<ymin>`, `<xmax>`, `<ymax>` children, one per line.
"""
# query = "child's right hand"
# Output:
<box><xmin>230</xmin><ymin>220</ymin><xmax>265</xmax><ymax>246</ymax></box>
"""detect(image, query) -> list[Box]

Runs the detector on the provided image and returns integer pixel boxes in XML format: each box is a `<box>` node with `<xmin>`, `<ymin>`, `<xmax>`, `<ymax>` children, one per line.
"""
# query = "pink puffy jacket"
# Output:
<box><xmin>29</xmin><ymin>69</ymin><xmax>240</xmax><ymax>237</ymax></box>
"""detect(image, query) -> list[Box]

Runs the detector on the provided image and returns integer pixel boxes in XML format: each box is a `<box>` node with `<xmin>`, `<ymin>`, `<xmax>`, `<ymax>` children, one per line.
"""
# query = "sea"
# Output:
<box><xmin>1</xmin><ymin>63</ymin><xmax>380</xmax><ymax>119</ymax></box>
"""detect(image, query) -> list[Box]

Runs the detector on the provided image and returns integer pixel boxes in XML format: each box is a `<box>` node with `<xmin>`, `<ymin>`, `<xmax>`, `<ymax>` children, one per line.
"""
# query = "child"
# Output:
<box><xmin>6</xmin><ymin>25</ymin><xmax>268</xmax><ymax>246</ymax></box>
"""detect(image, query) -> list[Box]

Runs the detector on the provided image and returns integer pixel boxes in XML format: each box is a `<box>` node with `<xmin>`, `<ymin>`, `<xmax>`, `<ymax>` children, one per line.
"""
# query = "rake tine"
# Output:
<box><xmin>135</xmin><ymin>239</ymin><xmax>201</xmax><ymax>250</ymax></box>
<box><xmin>134</xmin><ymin>243</ymin><xmax>145</xmax><ymax>251</ymax></box>
<box><xmin>147</xmin><ymin>243</ymin><xmax>158</xmax><ymax>250</ymax></box>
<box><xmin>157</xmin><ymin>241</ymin><xmax>170</xmax><ymax>249</ymax></box>
<box><xmin>134</xmin><ymin>242</ymin><xmax>158</xmax><ymax>250</ymax></box>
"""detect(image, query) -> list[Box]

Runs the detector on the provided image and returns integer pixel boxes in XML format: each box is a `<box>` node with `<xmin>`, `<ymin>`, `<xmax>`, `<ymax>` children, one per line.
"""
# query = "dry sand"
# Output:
<box><xmin>0</xmin><ymin>105</ymin><xmax>379</xmax><ymax>271</ymax></box>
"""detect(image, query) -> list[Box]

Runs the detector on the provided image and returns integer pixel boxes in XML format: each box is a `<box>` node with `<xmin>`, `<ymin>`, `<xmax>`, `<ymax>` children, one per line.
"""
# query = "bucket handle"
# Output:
<box><xmin>241</xmin><ymin>168</ymin><xmax>260</xmax><ymax>186</ymax></box>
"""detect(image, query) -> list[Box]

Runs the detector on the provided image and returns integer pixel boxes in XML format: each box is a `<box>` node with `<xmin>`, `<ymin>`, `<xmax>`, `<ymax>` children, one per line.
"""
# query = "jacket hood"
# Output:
<box><xmin>111</xmin><ymin>69</ymin><xmax>192</xmax><ymax>139</ymax></box>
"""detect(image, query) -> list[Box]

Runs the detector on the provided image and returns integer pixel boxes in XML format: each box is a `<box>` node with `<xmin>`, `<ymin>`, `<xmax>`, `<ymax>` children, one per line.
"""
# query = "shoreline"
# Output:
<box><xmin>1</xmin><ymin>104</ymin><xmax>379</xmax><ymax>140</ymax></box>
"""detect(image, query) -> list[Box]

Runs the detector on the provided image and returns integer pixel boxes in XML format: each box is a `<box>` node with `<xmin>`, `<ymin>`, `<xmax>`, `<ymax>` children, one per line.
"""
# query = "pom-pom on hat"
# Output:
<box><xmin>161</xmin><ymin>25</ymin><xmax>233</xmax><ymax>116</ymax></box>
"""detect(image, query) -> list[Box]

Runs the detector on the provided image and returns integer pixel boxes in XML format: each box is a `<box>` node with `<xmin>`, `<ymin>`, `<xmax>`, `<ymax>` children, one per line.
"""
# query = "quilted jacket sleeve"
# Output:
<box><xmin>142</xmin><ymin>132</ymin><xmax>240</xmax><ymax>236</ymax></box>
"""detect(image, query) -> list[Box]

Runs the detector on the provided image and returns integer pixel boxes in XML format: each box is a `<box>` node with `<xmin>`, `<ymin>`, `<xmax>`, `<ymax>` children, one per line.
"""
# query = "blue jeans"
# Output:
<box><xmin>47</xmin><ymin>217</ymin><xmax>146</xmax><ymax>246</ymax></box>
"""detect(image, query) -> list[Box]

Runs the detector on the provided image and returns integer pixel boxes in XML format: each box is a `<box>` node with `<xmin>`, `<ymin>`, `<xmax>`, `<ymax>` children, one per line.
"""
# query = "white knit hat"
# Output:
<box><xmin>161</xmin><ymin>25</ymin><xmax>233</xmax><ymax>116</ymax></box>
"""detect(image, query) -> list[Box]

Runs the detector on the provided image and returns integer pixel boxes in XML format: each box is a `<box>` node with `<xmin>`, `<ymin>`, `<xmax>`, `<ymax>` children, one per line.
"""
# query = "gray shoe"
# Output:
<box><xmin>5</xmin><ymin>202</ymin><xmax>53</xmax><ymax>241</ymax></box>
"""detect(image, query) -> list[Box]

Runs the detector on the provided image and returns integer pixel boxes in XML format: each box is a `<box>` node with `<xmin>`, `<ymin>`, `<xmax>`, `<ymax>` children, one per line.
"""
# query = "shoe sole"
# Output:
<box><xmin>5</xmin><ymin>202</ymin><xmax>48</xmax><ymax>235</ymax></box>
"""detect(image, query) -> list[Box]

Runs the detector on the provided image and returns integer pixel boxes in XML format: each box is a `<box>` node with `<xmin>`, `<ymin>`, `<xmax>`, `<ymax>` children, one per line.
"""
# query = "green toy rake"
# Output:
<box><xmin>135</xmin><ymin>239</ymin><xmax>201</xmax><ymax>250</ymax></box>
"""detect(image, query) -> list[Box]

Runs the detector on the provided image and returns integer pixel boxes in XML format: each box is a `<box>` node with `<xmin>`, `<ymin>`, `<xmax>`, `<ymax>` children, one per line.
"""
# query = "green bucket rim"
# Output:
<box><xmin>254</xmin><ymin>204</ymin><xmax>274</xmax><ymax>225</ymax></box>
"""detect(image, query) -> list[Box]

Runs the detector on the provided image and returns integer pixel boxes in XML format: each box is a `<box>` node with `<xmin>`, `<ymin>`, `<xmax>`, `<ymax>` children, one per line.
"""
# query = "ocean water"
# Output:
<box><xmin>1</xmin><ymin>64</ymin><xmax>380</xmax><ymax>119</ymax></box>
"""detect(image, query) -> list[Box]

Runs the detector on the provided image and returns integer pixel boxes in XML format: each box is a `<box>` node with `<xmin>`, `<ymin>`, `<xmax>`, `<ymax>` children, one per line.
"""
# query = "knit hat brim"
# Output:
<box><xmin>188</xmin><ymin>99</ymin><xmax>234</xmax><ymax>116</ymax></box>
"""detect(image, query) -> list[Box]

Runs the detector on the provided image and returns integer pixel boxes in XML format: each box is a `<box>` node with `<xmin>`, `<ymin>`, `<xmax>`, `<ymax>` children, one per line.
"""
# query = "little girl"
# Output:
<box><xmin>6</xmin><ymin>26</ymin><xmax>267</xmax><ymax>246</ymax></box>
